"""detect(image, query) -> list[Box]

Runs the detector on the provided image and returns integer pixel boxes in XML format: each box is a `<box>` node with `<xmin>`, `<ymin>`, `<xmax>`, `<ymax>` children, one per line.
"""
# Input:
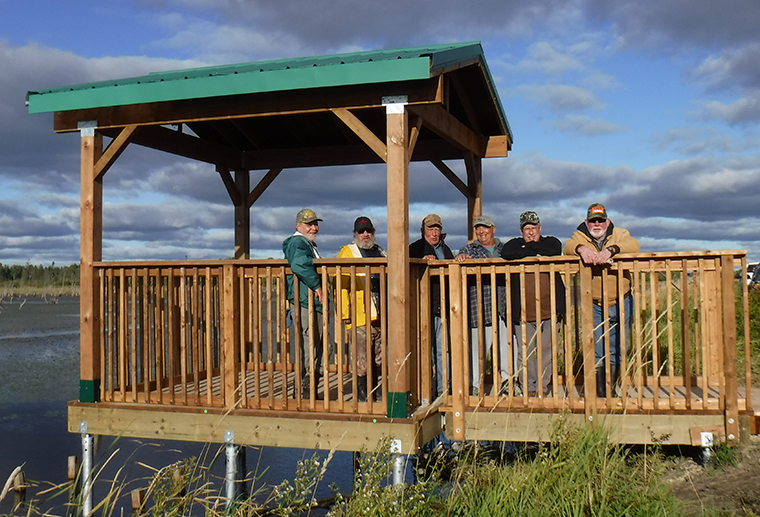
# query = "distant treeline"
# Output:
<box><xmin>0</xmin><ymin>262</ymin><xmax>79</xmax><ymax>288</ymax></box>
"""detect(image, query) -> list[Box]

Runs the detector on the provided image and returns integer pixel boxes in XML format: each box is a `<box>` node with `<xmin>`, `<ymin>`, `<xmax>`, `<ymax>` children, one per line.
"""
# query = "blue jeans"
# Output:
<box><xmin>432</xmin><ymin>316</ymin><xmax>450</xmax><ymax>396</ymax></box>
<box><xmin>593</xmin><ymin>294</ymin><xmax>633</xmax><ymax>366</ymax></box>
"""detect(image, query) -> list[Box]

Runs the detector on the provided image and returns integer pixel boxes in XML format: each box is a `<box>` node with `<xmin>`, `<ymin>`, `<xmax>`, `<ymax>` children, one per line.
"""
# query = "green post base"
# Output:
<box><xmin>387</xmin><ymin>392</ymin><xmax>411</xmax><ymax>418</ymax></box>
<box><xmin>80</xmin><ymin>379</ymin><xmax>101</xmax><ymax>403</ymax></box>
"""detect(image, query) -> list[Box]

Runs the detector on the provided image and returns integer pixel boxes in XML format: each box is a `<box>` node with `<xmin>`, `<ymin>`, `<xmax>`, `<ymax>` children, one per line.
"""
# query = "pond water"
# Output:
<box><xmin>0</xmin><ymin>297</ymin><xmax>358</xmax><ymax>515</ymax></box>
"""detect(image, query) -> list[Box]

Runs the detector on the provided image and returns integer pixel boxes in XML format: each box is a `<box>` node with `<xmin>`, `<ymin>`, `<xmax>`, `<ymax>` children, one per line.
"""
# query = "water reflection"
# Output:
<box><xmin>0</xmin><ymin>297</ymin><xmax>353</xmax><ymax>515</ymax></box>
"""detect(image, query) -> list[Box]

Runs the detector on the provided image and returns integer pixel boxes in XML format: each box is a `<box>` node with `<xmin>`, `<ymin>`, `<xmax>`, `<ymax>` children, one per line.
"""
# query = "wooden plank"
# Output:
<box><xmin>464</xmin><ymin>152</ymin><xmax>482</xmax><ymax>242</ymax></box>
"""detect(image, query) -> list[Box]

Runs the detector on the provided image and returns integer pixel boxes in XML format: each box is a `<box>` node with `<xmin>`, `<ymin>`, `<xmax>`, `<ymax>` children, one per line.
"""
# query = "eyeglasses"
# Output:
<box><xmin>588</xmin><ymin>218</ymin><xmax>606</xmax><ymax>225</ymax></box>
<box><xmin>357</xmin><ymin>228</ymin><xmax>374</xmax><ymax>234</ymax></box>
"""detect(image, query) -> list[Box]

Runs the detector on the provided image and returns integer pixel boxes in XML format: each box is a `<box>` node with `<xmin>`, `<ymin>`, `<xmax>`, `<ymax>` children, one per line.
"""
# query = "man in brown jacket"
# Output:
<box><xmin>564</xmin><ymin>203</ymin><xmax>640</xmax><ymax>397</ymax></box>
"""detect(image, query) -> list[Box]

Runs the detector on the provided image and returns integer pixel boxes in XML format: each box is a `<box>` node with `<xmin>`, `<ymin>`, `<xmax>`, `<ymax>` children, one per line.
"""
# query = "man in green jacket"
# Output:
<box><xmin>283</xmin><ymin>208</ymin><xmax>324</xmax><ymax>399</ymax></box>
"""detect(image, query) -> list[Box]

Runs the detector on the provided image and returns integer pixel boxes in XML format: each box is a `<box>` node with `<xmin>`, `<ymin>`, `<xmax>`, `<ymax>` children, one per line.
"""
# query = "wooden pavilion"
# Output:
<box><xmin>27</xmin><ymin>42</ymin><xmax>754</xmax><ymax>464</ymax></box>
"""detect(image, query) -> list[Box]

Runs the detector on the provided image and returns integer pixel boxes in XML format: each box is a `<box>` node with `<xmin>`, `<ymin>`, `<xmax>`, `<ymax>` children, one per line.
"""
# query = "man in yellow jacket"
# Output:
<box><xmin>337</xmin><ymin>216</ymin><xmax>387</xmax><ymax>402</ymax></box>
<box><xmin>564</xmin><ymin>203</ymin><xmax>640</xmax><ymax>397</ymax></box>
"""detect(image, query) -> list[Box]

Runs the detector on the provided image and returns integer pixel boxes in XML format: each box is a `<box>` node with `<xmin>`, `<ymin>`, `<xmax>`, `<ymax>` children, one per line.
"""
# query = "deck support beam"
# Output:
<box><xmin>79</xmin><ymin>122</ymin><xmax>102</xmax><ymax>403</ymax></box>
<box><xmin>384</xmin><ymin>97</ymin><xmax>411</xmax><ymax>418</ymax></box>
<box><xmin>80</xmin><ymin>429</ymin><xmax>94</xmax><ymax>516</ymax></box>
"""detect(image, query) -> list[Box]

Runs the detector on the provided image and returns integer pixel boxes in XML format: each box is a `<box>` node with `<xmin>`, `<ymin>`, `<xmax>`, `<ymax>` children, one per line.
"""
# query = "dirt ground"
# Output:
<box><xmin>663</xmin><ymin>434</ymin><xmax>760</xmax><ymax>516</ymax></box>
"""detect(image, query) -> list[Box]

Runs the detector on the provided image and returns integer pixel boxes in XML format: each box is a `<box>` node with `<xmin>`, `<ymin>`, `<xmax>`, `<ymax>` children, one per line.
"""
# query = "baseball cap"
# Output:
<box><xmin>473</xmin><ymin>215</ymin><xmax>495</xmax><ymax>228</ymax></box>
<box><xmin>519</xmin><ymin>210</ymin><xmax>540</xmax><ymax>228</ymax></box>
<box><xmin>295</xmin><ymin>208</ymin><xmax>322</xmax><ymax>224</ymax></box>
<box><xmin>422</xmin><ymin>214</ymin><xmax>442</xmax><ymax>228</ymax></box>
<box><xmin>354</xmin><ymin>216</ymin><xmax>374</xmax><ymax>233</ymax></box>
<box><xmin>586</xmin><ymin>203</ymin><xmax>608</xmax><ymax>221</ymax></box>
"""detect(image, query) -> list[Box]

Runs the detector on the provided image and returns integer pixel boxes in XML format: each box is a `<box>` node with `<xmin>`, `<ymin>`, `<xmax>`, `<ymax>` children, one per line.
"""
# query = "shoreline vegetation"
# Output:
<box><xmin>3</xmin><ymin>418</ymin><xmax>754</xmax><ymax>516</ymax></box>
<box><xmin>0</xmin><ymin>263</ymin><xmax>79</xmax><ymax>299</ymax></box>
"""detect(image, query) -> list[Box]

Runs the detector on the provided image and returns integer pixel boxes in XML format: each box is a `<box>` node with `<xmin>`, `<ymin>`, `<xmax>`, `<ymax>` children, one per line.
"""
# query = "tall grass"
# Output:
<box><xmin>444</xmin><ymin>416</ymin><xmax>680</xmax><ymax>516</ymax></box>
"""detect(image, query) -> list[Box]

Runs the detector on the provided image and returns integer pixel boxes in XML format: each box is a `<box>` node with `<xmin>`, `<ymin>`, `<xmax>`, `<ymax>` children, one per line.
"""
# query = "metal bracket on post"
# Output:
<box><xmin>78</xmin><ymin>120</ymin><xmax>97</xmax><ymax>137</ymax></box>
<box><xmin>382</xmin><ymin>95</ymin><xmax>408</xmax><ymax>114</ymax></box>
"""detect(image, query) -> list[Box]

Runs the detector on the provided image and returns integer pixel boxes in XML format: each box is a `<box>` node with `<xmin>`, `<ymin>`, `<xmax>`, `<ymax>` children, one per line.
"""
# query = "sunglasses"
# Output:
<box><xmin>588</xmin><ymin>218</ymin><xmax>606</xmax><ymax>224</ymax></box>
<box><xmin>357</xmin><ymin>228</ymin><xmax>375</xmax><ymax>234</ymax></box>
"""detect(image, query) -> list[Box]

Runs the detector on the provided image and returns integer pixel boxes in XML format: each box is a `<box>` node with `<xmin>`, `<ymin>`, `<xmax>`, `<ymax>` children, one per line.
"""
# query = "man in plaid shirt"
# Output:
<box><xmin>455</xmin><ymin>215</ymin><xmax>508</xmax><ymax>396</ymax></box>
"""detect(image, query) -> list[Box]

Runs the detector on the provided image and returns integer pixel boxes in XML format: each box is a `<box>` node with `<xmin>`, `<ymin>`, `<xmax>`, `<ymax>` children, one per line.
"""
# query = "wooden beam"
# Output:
<box><xmin>94</xmin><ymin>124</ymin><xmax>137</xmax><ymax>180</ymax></box>
<box><xmin>721</xmin><ymin>254</ymin><xmax>739</xmax><ymax>445</ymax></box>
<box><xmin>68</xmin><ymin>403</ymin><xmax>442</xmax><ymax>452</ymax></box>
<box><xmin>247</xmin><ymin>167</ymin><xmax>283</xmax><ymax>207</ymax></box>
<box><xmin>216</xmin><ymin>166</ymin><xmax>242</xmax><ymax>206</ymax></box>
<box><xmin>54</xmin><ymin>78</ymin><xmax>444</xmax><ymax>132</ymax></box>
<box><xmin>485</xmin><ymin>135</ymin><xmax>510</xmax><ymax>157</ymax></box>
<box><xmin>409</xmin><ymin>104</ymin><xmax>488</xmax><ymax>157</ymax></box>
<box><xmin>431</xmin><ymin>159</ymin><xmax>469</xmax><ymax>198</ymax></box>
<box><xmin>330</xmin><ymin>108</ymin><xmax>386</xmax><ymax>162</ymax></box>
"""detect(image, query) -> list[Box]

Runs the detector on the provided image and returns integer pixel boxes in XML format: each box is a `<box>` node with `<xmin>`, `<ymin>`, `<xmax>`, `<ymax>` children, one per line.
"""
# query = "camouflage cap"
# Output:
<box><xmin>519</xmin><ymin>210</ymin><xmax>540</xmax><ymax>228</ymax></box>
<box><xmin>422</xmin><ymin>213</ymin><xmax>442</xmax><ymax>228</ymax></box>
<box><xmin>296</xmin><ymin>208</ymin><xmax>322</xmax><ymax>224</ymax></box>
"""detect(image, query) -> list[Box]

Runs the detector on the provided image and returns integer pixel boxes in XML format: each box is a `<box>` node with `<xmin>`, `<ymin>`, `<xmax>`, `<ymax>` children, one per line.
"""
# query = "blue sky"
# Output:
<box><xmin>1</xmin><ymin>0</ymin><xmax>759</xmax><ymax>264</ymax></box>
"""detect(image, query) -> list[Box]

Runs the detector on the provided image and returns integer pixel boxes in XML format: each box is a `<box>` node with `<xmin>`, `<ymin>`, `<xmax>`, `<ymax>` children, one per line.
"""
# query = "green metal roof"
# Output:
<box><xmin>26</xmin><ymin>41</ymin><xmax>510</xmax><ymax>138</ymax></box>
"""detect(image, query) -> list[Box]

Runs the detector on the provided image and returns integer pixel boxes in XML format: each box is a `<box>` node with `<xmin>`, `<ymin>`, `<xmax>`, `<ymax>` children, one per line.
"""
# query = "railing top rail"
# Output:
<box><xmin>92</xmin><ymin>249</ymin><xmax>746</xmax><ymax>270</ymax></box>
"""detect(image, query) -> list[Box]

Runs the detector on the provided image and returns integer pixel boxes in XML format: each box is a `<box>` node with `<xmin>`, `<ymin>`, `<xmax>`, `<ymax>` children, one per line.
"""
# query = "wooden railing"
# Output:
<box><xmin>95</xmin><ymin>259</ymin><xmax>390</xmax><ymax>414</ymax></box>
<box><xmin>422</xmin><ymin>251</ymin><xmax>752</xmax><ymax>428</ymax></box>
<box><xmin>92</xmin><ymin>251</ymin><xmax>752</xmax><ymax>428</ymax></box>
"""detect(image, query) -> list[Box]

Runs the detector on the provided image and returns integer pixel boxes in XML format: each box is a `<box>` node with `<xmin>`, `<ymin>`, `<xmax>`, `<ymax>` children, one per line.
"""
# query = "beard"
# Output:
<box><xmin>353</xmin><ymin>235</ymin><xmax>376</xmax><ymax>250</ymax></box>
<box><xmin>588</xmin><ymin>226</ymin><xmax>606</xmax><ymax>240</ymax></box>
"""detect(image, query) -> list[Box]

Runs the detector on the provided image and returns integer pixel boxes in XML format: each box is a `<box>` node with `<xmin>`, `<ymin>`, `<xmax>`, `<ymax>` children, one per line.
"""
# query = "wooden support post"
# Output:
<box><xmin>721</xmin><ymin>255</ymin><xmax>739</xmax><ymax>445</ymax></box>
<box><xmin>580</xmin><ymin>265</ymin><xmax>597</xmax><ymax>423</ymax></box>
<box><xmin>222</xmin><ymin>264</ymin><xmax>241</xmax><ymax>408</ymax></box>
<box><xmin>234</xmin><ymin>170</ymin><xmax>250</xmax><ymax>259</ymax></box>
<box><xmin>449</xmin><ymin>262</ymin><xmax>466</xmax><ymax>440</ymax></box>
<box><xmin>464</xmin><ymin>152</ymin><xmax>482</xmax><ymax>242</ymax></box>
<box><xmin>80</xmin><ymin>123</ymin><xmax>103</xmax><ymax>403</ymax></box>
<box><xmin>385</xmin><ymin>97</ymin><xmax>411</xmax><ymax>418</ymax></box>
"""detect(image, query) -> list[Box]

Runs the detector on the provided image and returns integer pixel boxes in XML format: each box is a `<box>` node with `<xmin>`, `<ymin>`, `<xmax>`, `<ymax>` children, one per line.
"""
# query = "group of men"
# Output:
<box><xmin>283</xmin><ymin>203</ymin><xmax>640</xmax><ymax>402</ymax></box>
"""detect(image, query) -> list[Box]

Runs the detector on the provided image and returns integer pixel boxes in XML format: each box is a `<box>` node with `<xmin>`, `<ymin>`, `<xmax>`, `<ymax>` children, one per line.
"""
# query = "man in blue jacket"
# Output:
<box><xmin>283</xmin><ymin>208</ymin><xmax>324</xmax><ymax>399</ymax></box>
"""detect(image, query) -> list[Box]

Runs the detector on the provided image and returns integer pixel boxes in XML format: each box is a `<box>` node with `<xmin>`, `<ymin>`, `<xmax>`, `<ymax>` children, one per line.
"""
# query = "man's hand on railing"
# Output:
<box><xmin>577</xmin><ymin>245</ymin><xmax>613</xmax><ymax>265</ymax></box>
<box><xmin>454</xmin><ymin>254</ymin><xmax>470</xmax><ymax>263</ymax></box>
